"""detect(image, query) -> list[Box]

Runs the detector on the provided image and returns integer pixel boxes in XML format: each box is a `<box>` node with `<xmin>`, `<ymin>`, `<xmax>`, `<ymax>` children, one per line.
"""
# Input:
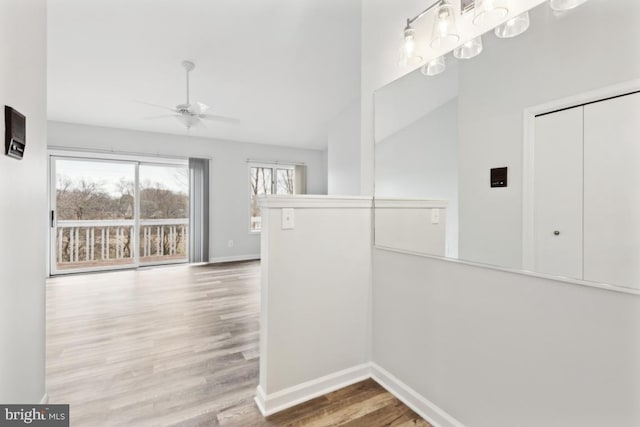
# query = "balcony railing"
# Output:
<box><xmin>55</xmin><ymin>218</ymin><xmax>189</xmax><ymax>271</ymax></box>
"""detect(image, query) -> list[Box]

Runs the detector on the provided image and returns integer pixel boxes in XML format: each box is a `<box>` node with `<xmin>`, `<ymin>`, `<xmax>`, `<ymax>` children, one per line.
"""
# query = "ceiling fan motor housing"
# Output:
<box><xmin>176</xmin><ymin>104</ymin><xmax>193</xmax><ymax>114</ymax></box>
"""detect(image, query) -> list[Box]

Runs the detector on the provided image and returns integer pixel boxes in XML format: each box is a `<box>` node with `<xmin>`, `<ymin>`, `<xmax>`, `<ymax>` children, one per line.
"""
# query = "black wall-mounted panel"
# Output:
<box><xmin>491</xmin><ymin>167</ymin><xmax>507</xmax><ymax>188</ymax></box>
<box><xmin>5</xmin><ymin>106</ymin><xmax>26</xmax><ymax>160</ymax></box>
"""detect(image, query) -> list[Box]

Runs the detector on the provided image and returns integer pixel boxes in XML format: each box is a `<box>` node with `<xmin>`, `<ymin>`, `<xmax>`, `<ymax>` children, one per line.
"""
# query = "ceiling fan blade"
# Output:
<box><xmin>188</xmin><ymin>101</ymin><xmax>210</xmax><ymax>115</ymax></box>
<box><xmin>200</xmin><ymin>113</ymin><xmax>240</xmax><ymax>124</ymax></box>
<box><xmin>135</xmin><ymin>100</ymin><xmax>177</xmax><ymax>112</ymax></box>
<box><xmin>143</xmin><ymin>114</ymin><xmax>180</xmax><ymax>120</ymax></box>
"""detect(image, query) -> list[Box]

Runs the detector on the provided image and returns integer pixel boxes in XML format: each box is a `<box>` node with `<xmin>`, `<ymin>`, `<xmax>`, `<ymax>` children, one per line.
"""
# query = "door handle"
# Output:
<box><xmin>51</xmin><ymin>210</ymin><xmax>55</xmax><ymax>228</ymax></box>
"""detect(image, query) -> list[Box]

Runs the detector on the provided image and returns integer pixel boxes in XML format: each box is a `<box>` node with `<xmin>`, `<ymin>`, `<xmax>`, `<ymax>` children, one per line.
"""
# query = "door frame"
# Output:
<box><xmin>48</xmin><ymin>149</ymin><xmax>189</xmax><ymax>275</ymax></box>
<box><xmin>521</xmin><ymin>78</ymin><xmax>640</xmax><ymax>272</ymax></box>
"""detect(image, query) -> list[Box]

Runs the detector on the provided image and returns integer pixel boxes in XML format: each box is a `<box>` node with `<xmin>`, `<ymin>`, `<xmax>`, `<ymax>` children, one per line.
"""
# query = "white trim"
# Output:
<box><xmin>522</xmin><ymin>79</ymin><xmax>640</xmax><ymax>274</ymax></box>
<box><xmin>246</xmin><ymin>158</ymin><xmax>306</xmax><ymax>167</ymax></box>
<box><xmin>254</xmin><ymin>385</ymin><xmax>268</xmax><ymax>416</ymax></box>
<box><xmin>208</xmin><ymin>254</ymin><xmax>260</xmax><ymax>264</ymax></box>
<box><xmin>48</xmin><ymin>147</ymin><xmax>190</xmax><ymax>166</ymax></box>
<box><xmin>253</xmin><ymin>362</ymin><xmax>466</xmax><ymax>426</ymax></box>
<box><xmin>254</xmin><ymin>363</ymin><xmax>371</xmax><ymax>416</ymax></box>
<box><xmin>260</xmin><ymin>195</ymin><xmax>373</xmax><ymax>209</ymax></box>
<box><xmin>370</xmin><ymin>363</ymin><xmax>465</xmax><ymax>427</ymax></box>
<box><xmin>375</xmin><ymin>198</ymin><xmax>448</xmax><ymax>209</ymax></box>
<box><xmin>374</xmin><ymin>246</ymin><xmax>640</xmax><ymax>296</ymax></box>
<box><xmin>248</xmin><ymin>161</ymin><xmax>296</xmax><ymax>170</ymax></box>
<box><xmin>39</xmin><ymin>393</ymin><xmax>49</xmax><ymax>404</ymax></box>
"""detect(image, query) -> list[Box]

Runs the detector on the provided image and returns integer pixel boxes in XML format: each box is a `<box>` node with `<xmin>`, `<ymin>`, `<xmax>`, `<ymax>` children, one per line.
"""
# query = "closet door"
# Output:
<box><xmin>584</xmin><ymin>92</ymin><xmax>640</xmax><ymax>287</ymax></box>
<box><xmin>533</xmin><ymin>107</ymin><xmax>583</xmax><ymax>279</ymax></box>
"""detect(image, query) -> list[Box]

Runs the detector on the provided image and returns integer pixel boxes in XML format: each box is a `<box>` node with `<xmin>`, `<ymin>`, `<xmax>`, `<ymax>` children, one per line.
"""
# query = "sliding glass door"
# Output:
<box><xmin>138</xmin><ymin>163</ymin><xmax>189</xmax><ymax>265</ymax></box>
<box><xmin>50</xmin><ymin>156</ymin><xmax>189</xmax><ymax>274</ymax></box>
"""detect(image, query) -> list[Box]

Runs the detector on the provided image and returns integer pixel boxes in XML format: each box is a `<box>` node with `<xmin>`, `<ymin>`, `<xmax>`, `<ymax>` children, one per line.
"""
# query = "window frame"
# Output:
<box><xmin>248</xmin><ymin>162</ymin><xmax>296</xmax><ymax>233</ymax></box>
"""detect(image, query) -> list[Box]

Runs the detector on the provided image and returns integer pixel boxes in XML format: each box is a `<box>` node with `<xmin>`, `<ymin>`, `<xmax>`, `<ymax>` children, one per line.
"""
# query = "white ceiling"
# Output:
<box><xmin>47</xmin><ymin>0</ymin><xmax>361</xmax><ymax>150</ymax></box>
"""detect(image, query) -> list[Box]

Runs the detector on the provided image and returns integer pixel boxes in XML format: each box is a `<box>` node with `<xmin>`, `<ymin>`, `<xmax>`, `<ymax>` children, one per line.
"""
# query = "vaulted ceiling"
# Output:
<box><xmin>48</xmin><ymin>0</ymin><xmax>361</xmax><ymax>149</ymax></box>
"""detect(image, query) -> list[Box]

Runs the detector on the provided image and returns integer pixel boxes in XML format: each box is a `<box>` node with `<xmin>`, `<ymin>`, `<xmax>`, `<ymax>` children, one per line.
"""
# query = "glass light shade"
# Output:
<box><xmin>177</xmin><ymin>114</ymin><xmax>198</xmax><ymax>129</ymax></box>
<box><xmin>421</xmin><ymin>56</ymin><xmax>446</xmax><ymax>76</ymax></box>
<box><xmin>472</xmin><ymin>0</ymin><xmax>509</xmax><ymax>27</ymax></box>
<box><xmin>404</xmin><ymin>27</ymin><xmax>416</xmax><ymax>58</ymax></box>
<box><xmin>494</xmin><ymin>11</ymin><xmax>530</xmax><ymax>38</ymax></box>
<box><xmin>453</xmin><ymin>36</ymin><xmax>483</xmax><ymax>59</ymax></box>
<box><xmin>399</xmin><ymin>27</ymin><xmax>423</xmax><ymax>67</ymax></box>
<box><xmin>549</xmin><ymin>0</ymin><xmax>588</xmax><ymax>11</ymax></box>
<box><xmin>430</xmin><ymin>1</ymin><xmax>459</xmax><ymax>50</ymax></box>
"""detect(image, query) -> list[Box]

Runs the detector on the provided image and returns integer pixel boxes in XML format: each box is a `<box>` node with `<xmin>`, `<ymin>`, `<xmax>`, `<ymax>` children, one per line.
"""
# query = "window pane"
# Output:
<box><xmin>250</xmin><ymin>167</ymin><xmax>272</xmax><ymax>231</ymax></box>
<box><xmin>139</xmin><ymin>164</ymin><xmax>189</xmax><ymax>220</ymax></box>
<box><xmin>56</xmin><ymin>159</ymin><xmax>136</xmax><ymax>221</ymax></box>
<box><xmin>54</xmin><ymin>159</ymin><xmax>136</xmax><ymax>271</ymax></box>
<box><xmin>276</xmin><ymin>168</ymin><xmax>295</xmax><ymax>195</ymax></box>
<box><xmin>139</xmin><ymin>164</ymin><xmax>189</xmax><ymax>264</ymax></box>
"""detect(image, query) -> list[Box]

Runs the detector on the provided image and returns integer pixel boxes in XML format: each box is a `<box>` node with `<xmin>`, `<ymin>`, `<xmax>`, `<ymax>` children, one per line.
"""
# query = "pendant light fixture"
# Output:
<box><xmin>430</xmin><ymin>1</ymin><xmax>460</xmax><ymax>50</ymax></box>
<box><xmin>472</xmin><ymin>0</ymin><xmax>509</xmax><ymax>27</ymax></box>
<box><xmin>421</xmin><ymin>56</ymin><xmax>446</xmax><ymax>76</ymax></box>
<box><xmin>400</xmin><ymin>24</ymin><xmax>423</xmax><ymax>66</ymax></box>
<box><xmin>549</xmin><ymin>0</ymin><xmax>588</xmax><ymax>11</ymax></box>
<box><xmin>495</xmin><ymin>11</ymin><xmax>530</xmax><ymax>38</ymax></box>
<box><xmin>453</xmin><ymin>36</ymin><xmax>483</xmax><ymax>59</ymax></box>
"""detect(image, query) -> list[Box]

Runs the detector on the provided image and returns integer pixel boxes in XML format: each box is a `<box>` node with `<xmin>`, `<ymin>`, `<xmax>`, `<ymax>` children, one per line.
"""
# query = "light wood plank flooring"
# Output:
<box><xmin>46</xmin><ymin>261</ymin><xmax>430</xmax><ymax>426</ymax></box>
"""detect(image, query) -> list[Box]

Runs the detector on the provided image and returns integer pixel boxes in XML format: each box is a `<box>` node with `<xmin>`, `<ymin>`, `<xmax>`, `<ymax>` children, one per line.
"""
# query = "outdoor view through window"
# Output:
<box><xmin>53</xmin><ymin>158</ymin><xmax>189</xmax><ymax>273</ymax></box>
<box><xmin>250</xmin><ymin>165</ymin><xmax>295</xmax><ymax>231</ymax></box>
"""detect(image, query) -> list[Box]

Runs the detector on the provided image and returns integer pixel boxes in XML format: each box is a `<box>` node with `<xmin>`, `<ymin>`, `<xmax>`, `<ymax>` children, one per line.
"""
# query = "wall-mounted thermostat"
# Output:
<box><xmin>490</xmin><ymin>167</ymin><xmax>507</xmax><ymax>188</ymax></box>
<box><xmin>5</xmin><ymin>106</ymin><xmax>26</xmax><ymax>160</ymax></box>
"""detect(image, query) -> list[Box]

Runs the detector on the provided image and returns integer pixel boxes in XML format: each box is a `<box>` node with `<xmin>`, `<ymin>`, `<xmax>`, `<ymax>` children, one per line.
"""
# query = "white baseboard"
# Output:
<box><xmin>254</xmin><ymin>363</ymin><xmax>371</xmax><ymax>417</ymax></box>
<box><xmin>370</xmin><ymin>363</ymin><xmax>465</xmax><ymax>427</ymax></box>
<box><xmin>254</xmin><ymin>385</ymin><xmax>267</xmax><ymax>416</ymax></box>
<box><xmin>39</xmin><ymin>393</ymin><xmax>49</xmax><ymax>404</ymax></box>
<box><xmin>208</xmin><ymin>254</ymin><xmax>260</xmax><ymax>264</ymax></box>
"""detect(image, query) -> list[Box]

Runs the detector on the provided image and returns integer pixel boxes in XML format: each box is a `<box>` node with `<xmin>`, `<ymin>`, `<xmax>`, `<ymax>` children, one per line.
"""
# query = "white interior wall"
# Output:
<box><xmin>327</xmin><ymin>99</ymin><xmax>361</xmax><ymax>195</ymax></box>
<box><xmin>375</xmin><ymin>98</ymin><xmax>458</xmax><ymax>257</ymax></box>
<box><xmin>374</xmin><ymin>61</ymin><xmax>459</xmax><ymax>143</ymax></box>
<box><xmin>373</xmin><ymin>249</ymin><xmax>640</xmax><ymax>427</ymax></box>
<box><xmin>362</xmin><ymin>0</ymin><xmax>640</xmax><ymax>425</ymax></box>
<box><xmin>47</xmin><ymin>121</ymin><xmax>327</xmax><ymax>262</ymax></box>
<box><xmin>257</xmin><ymin>196</ymin><xmax>371</xmax><ymax>415</ymax></box>
<box><xmin>0</xmin><ymin>0</ymin><xmax>47</xmax><ymax>403</ymax></box>
<box><xmin>457</xmin><ymin>1</ymin><xmax>640</xmax><ymax>268</ymax></box>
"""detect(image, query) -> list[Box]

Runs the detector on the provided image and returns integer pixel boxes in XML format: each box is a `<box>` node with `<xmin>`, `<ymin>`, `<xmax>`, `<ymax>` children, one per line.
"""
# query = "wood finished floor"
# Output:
<box><xmin>46</xmin><ymin>261</ymin><xmax>430</xmax><ymax>427</ymax></box>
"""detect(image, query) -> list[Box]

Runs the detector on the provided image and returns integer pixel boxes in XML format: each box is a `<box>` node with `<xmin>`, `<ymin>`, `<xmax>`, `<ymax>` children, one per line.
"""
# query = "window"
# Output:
<box><xmin>250</xmin><ymin>164</ymin><xmax>296</xmax><ymax>232</ymax></box>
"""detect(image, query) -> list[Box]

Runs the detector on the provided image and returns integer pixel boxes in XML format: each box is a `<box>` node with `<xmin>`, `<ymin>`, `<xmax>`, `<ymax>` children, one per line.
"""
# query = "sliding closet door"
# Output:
<box><xmin>533</xmin><ymin>107</ymin><xmax>583</xmax><ymax>279</ymax></box>
<box><xmin>583</xmin><ymin>92</ymin><xmax>640</xmax><ymax>287</ymax></box>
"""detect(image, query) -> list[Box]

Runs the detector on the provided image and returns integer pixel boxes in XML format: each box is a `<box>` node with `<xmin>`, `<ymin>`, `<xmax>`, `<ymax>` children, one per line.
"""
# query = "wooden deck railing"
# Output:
<box><xmin>55</xmin><ymin>219</ymin><xmax>189</xmax><ymax>269</ymax></box>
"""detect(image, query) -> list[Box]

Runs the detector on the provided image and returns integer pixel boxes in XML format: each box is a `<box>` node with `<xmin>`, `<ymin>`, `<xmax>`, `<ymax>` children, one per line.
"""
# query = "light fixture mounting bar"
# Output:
<box><xmin>461</xmin><ymin>0</ymin><xmax>475</xmax><ymax>14</ymax></box>
<box><xmin>406</xmin><ymin>0</ymin><xmax>443</xmax><ymax>28</ymax></box>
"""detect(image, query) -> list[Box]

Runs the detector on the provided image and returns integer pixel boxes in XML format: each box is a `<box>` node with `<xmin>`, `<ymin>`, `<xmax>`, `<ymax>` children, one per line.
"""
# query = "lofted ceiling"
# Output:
<box><xmin>47</xmin><ymin>0</ymin><xmax>361</xmax><ymax>150</ymax></box>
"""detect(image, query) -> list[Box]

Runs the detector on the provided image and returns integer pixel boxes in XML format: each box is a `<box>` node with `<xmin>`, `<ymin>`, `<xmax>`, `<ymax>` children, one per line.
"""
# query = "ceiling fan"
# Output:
<box><xmin>139</xmin><ymin>60</ymin><xmax>238</xmax><ymax>129</ymax></box>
